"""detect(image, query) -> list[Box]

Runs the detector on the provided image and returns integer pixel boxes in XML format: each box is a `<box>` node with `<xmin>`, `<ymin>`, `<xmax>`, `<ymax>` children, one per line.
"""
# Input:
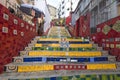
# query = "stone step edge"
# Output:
<box><xmin>13</xmin><ymin>55</ymin><xmax>115</xmax><ymax>58</ymax></box>
<box><xmin>1</xmin><ymin>69</ymin><xmax>120</xmax><ymax>79</ymax></box>
<box><xmin>19</xmin><ymin>50</ymin><xmax>109</xmax><ymax>56</ymax></box>
<box><xmin>13</xmin><ymin>56</ymin><xmax>116</xmax><ymax>63</ymax></box>
<box><xmin>5</xmin><ymin>62</ymin><xmax>120</xmax><ymax>66</ymax></box>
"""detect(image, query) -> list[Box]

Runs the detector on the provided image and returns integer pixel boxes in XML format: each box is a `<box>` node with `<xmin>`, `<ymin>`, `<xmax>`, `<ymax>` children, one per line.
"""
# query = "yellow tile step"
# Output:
<box><xmin>35</xmin><ymin>44</ymin><xmax>93</xmax><ymax>48</ymax></box>
<box><xmin>28</xmin><ymin>51</ymin><xmax>102</xmax><ymax>57</ymax></box>
<box><xmin>5</xmin><ymin>62</ymin><xmax>117</xmax><ymax>72</ymax></box>
<box><xmin>39</xmin><ymin>38</ymin><xmax>85</xmax><ymax>41</ymax></box>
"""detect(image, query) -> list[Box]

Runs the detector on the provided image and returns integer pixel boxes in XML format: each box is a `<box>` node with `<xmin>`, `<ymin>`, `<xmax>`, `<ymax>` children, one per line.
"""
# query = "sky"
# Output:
<box><xmin>46</xmin><ymin>0</ymin><xmax>61</xmax><ymax>8</ymax></box>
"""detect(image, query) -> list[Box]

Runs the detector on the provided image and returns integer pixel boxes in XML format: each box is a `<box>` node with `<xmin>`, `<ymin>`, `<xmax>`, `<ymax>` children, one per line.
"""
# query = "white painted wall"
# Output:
<box><xmin>34</xmin><ymin>0</ymin><xmax>51</xmax><ymax>32</ymax></box>
<box><xmin>59</xmin><ymin>0</ymin><xmax>79</xmax><ymax>18</ymax></box>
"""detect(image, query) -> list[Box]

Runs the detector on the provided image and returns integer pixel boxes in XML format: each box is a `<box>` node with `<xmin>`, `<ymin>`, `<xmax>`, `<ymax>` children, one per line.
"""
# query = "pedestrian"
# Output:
<box><xmin>37</xmin><ymin>20</ymin><xmax>44</xmax><ymax>36</ymax></box>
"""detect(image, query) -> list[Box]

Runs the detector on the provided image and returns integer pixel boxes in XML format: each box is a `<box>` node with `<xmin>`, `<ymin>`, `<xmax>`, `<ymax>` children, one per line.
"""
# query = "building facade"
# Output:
<box><xmin>58</xmin><ymin>0</ymin><xmax>79</xmax><ymax>18</ymax></box>
<box><xmin>90</xmin><ymin>0</ymin><xmax>118</xmax><ymax>33</ymax></box>
<box><xmin>35</xmin><ymin>0</ymin><xmax>51</xmax><ymax>34</ymax></box>
<box><xmin>47</xmin><ymin>4</ymin><xmax>57</xmax><ymax>20</ymax></box>
<box><xmin>66</xmin><ymin>0</ymin><xmax>120</xmax><ymax>59</ymax></box>
<box><xmin>71</xmin><ymin>0</ymin><xmax>91</xmax><ymax>26</ymax></box>
<box><xmin>71</xmin><ymin>0</ymin><xmax>120</xmax><ymax>35</ymax></box>
<box><xmin>0</xmin><ymin>0</ymin><xmax>35</xmax><ymax>17</ymax></box>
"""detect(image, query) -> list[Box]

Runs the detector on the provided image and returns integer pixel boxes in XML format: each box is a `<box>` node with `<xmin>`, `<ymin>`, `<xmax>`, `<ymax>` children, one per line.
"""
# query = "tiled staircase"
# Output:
<box><xmin>0</xmin><ymin>26</ymin><xmax>120</xmax><ymax>80</ymax></box>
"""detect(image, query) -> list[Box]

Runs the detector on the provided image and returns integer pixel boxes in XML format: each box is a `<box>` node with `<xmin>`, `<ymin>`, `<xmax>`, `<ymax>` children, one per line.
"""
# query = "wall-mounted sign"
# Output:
<box><xmin>13</xmin><ymin>30</ymin><xmax>17</xmax><ymax>35</ymax></box>
<box><xmin>102</xmin><ymin>43</ymin><xmax>105</xmax><ymax>47</ymax></box>
<box><xmin>3</xmin><ymin>13</ymin><xmax>9</xmax><ymax>21</ymax></box>
<box><xmin>30</xmin><ymin>27</ymin><xmax>32</xmax><ymax>31</ymax></box>
<box><xmin>116</xmin><ymin>44</ymin><xmax>120</xmax><ymax>48</ymax></box>
<box><xmin>102</xmin><ymin>39</ymin><xmax>105</xmax><ymax>42</ymax></box>
<box><xmin>109</xmin><ymin>38</ymin><xmax>114</xmax><ymax>42</ymax></box>
<box><xmin>113</xmin><ymin>20</ymin><xmax>120</xmax><ymax>32</ymax></box>
<box><xmin>97</xmin><ymin>28</ymin><xmax>101</xmax><ymax>32</ymax></box>
<box><xmin>14</xmin><ymin>19</ymin><xmax>18</xmax><ymax>24</ymax></box>
<box><xmin>106</xmin><ymin>39</ymin><xmax>109</xmax><ymax>42</ymax></box>
<box><xmin>110</xmin><ymin>44</ymin><xmax>114</xmax><ymax>48</ymax></box>
<box><xmin>115</xmin><ymin>38</ymin><xmax>120</xmax><ymax>41</ymax></box>
<box><xmin>93</xmin><ymin>36</ymin><xmax>96</xmax><ymax>40</ymax></box>
<box><xmin>82</xmin><ymin>25</ymin><xmax>87</xmax><ymax>32</ymax></box>
<box><xmin>21</xmin><ymin>32</ymin><xmax>24</xmax><ymax>36</ymax></box>
<box><xmin>2</xmin><ymin>27</ymin><xmax>8</xmax><ymax>33</ymax></box>
<box><xmin>21</xmin><ymin>23</ymin><xmax>24</xmax><ymax>27</ymax></box>
<box><xmin>102</xmin><ymin>25</ymin><xmax>111</xmax><ymax>35</ymax></box>
<box><xmin>106</xmin><ymin>44</ymin><xmax>109</xmax><ymax>47</ymax></box>
<box><xmin>26</xmin><ymin>25</ymin><xmax>29</xmax><ymax>30</ymax></box>
<box><xmin>33</xmin><ymin>29</ymin><xmax>35</xmax><ymax>32</ymax></box>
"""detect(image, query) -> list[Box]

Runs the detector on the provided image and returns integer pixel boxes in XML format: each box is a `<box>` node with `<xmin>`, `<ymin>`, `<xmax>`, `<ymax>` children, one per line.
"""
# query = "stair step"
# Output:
<box><xmin>92</xmin><ymin>44</ymin><xmax>98</xmax><ymax>47</ymax></box>
<box><xmin>37</xmin><ymin>41</ymin><xmax>90</xmax><ymax>44</ymax></box>
<box><xmin>24</xmin><ymin>46</ymin><xmax>32</xmax><ymax>51</ymax></box>
<box><xmin>20</xmin><ymin>51</ymin><xmax>105</xmax><ymax>57</ymax></box>
<box><xmin>2</xmin><ymin>26</ymin><xmax>120</xmax><ymax>80</ymax></box>
<box><xmin>27</xmin><ymin>43</ymin><xmax>35</xmax><ymax>47</ymax></box>
<box><xmin>5</xmin><ymin>62</ymin><xmax>118</xmax><ymax>72</ymax></box>
<box><xmin>35</xmin><ymin>43</ymin><xmax>93</xmax><ymax>48</ymax></box>
<box><xmin>1</xmin><ymin>70</ymin><xmax>120</xmax><ymax>80</ymax></box>
<box><xmin>32</xmin><ymin>47</ymin><xmax>98</xmax><ymax>51</ymax></box>
<box><xmin>38</xmin><ymin>38</ymin><xmax>88</xmax><ymax>42</ymax></box>
<box><xmin>13</xmin><ymin>56</ymin><xmax>116</xmax><ymax>63</ymax></box>
<box><xmin>26</xmin><ymin>45</ymin><xmax>103</xmax><ymax>51</ymax></box>
<box><xmin>96</xmin><ymin>47</ymin><xmax>103</xmax><ymax>51</ymax></box>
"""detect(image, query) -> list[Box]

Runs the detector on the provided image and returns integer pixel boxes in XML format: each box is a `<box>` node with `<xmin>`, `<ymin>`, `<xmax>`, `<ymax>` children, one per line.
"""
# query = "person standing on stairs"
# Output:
<box><xmin>37</xmin><ymin>17</ymin><xmax>44</xmax><ymax>36</ymax></box>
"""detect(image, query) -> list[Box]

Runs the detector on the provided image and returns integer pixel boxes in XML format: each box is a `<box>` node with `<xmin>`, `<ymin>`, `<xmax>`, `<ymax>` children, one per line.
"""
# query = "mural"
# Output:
<box><xmin>0</xmin><ymin>4</ymin><xmax>37</xmax><ymax>73</ymax></box>
<box><xmin>91</xmin><ymin>16</ymin><xmax>120</xmax><ymax>61</ymax></box>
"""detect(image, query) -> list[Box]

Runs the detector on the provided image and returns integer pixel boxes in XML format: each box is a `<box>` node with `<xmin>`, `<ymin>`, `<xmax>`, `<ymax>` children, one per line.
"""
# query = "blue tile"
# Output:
<box><xmin>50</xmin><ymin>77</ymin><xmax>56</xmax><ymax>80</ymax></box>
<box><xmin>90</xmin><ymin>58</ymin><xmax>94</xmax><ymax>62</ymax></box>
<box><xmin>23</xmin><ymin>57</ymin><xmax>42</xmax><ymax>62</ymax></box>
<box><xmin>42</xmin><ymin>57</ymin><xmax>47</xmax><ymax>62</ymax></box>
<box><xmin>94</xmin><ymin>57</ymin><xmax>108</xmax><ymax>62</ymax></box>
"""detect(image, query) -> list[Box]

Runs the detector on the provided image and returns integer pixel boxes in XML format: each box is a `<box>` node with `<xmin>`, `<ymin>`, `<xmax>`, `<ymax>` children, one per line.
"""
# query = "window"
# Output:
<box><xmin>62</xmin><ymin>12</ymin><xmax>64</xmax><ymax>15</ymax></box>
<box><xmin>62</xmin><ymin>6</ymin><xmax>64</xmax><ymax>9</ymax></box>
<box><xmin>62</xmin><ymin>1</ymin><xmax>64</xmax><ymax>4</ymax></box>
<box><xmin>67</xmin><ymin>8</ymin><xmax>69</xmax><ymax>11</ymax></box>
<box><xmin>91</xmin><ymin>27</ymin><xmax>97</xmax><ymax>34</ymax></box>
